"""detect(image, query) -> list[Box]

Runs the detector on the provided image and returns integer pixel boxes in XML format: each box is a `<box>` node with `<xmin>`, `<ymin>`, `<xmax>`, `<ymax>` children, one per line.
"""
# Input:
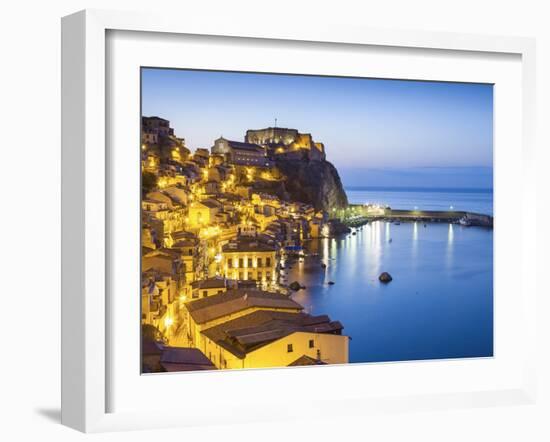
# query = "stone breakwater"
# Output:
<box><xmin>343</xmin><ymin>209</ymin><xmax>493</xmax><ymax>228</ymax></box>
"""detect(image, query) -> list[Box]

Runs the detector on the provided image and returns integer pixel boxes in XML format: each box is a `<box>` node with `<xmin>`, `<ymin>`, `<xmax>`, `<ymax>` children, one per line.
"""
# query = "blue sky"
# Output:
<box><xmin>142</xmin><ymin>68</ymin><xmax>493</xmax><ymax>189</ymax></box>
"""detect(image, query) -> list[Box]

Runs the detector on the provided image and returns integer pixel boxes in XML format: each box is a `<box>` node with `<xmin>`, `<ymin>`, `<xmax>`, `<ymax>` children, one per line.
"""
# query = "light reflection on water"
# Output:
<box><xmin>289</xmin><ymin>221</ymin><xmax>493</xmax><ymax>363</ymax></box>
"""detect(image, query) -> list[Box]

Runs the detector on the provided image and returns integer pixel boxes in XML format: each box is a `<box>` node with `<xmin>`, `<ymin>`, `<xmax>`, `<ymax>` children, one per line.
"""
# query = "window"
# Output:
<box><xmin>257</xmin><ymin>258</ymin><xmax>262</xmax><ymax>267</ymax></box>
<box><xmin>309</xmin><ymin>339</ymin><xmax>314</xmax><ymax>348</ymax></box>
<box><xmin>228</xmin><ymin>258</ymin><xmax>233</xmax><ymax>268</ymax></box>
<box><xmin>202</xmin><ymin>290</ymin><xmax>208</xmax><ymax>298</ymax></box>
<box><xmin>239</xmin><ymin>258</ymin><xmax>244</xmax><ymax>268</ymax></box>
<box><xmin>217</xmin><ymin>290</ymin><xmax>223</xmax><ymax>295</ymax></box>
<box><xmin>248</xmin><ymin>258</ymin><xmax>253</xmax><ymax>267</ymax></box>
<box><xmin>287</xmin><ymin>344</ymin><xmax>293</xmax><ymax>353</ymax></box>
<box><xmin>266</xmin><ymin>257</ymin><xmax>271</xmax><ymax>267</ymax></box>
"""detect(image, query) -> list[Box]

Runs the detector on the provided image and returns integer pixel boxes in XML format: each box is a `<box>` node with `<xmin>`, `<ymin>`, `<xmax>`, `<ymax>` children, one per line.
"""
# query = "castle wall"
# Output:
<box><xmin>246</xmin><ymin>128</ymin><xmax>298</xmax><ymax>146</ymax></box>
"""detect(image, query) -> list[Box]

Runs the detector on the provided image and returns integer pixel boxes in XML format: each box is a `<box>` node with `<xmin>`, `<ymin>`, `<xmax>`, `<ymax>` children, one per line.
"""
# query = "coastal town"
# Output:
<box><xmin>141</xmin><ymin>116</ymin><xmax>351</xmax><ymax>372</ymax></box>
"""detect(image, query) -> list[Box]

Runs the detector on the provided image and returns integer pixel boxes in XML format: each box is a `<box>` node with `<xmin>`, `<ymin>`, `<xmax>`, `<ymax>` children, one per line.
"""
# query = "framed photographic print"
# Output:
<box><xmin>62</xmin><ymin>9</ymin><xmax>537</xmax><ymax>432</ymax></box>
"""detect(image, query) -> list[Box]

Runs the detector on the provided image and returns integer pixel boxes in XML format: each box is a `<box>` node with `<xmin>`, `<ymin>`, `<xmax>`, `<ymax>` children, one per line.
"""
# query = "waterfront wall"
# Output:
<box><xmin>342</xmin><ymin>207</ymin><xmax>493</xmax><ymax>228</ymax></box>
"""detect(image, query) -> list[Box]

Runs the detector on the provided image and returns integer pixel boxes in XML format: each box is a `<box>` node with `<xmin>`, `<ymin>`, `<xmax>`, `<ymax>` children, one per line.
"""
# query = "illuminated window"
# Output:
<box><xmin>287</xmin><ymin>344</ymin><xmax>293</xmax><ymax>353</ymax></box>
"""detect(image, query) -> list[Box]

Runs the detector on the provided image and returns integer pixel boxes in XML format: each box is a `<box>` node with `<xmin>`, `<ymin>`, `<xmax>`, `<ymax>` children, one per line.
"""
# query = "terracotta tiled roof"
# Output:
<box><xmin>186</xmin><ymin>289</ymin><xmax>302</xmax><ymax>325</ymax></box>
<box><xmin>201</xmin><ymin>310</ymin><xmax>344</xmax><ymax>358</ymax></box>
<box><xmin>160</xmin><ymin>347</ymin><xmax>216</xmax><ymax>372</ymax></box>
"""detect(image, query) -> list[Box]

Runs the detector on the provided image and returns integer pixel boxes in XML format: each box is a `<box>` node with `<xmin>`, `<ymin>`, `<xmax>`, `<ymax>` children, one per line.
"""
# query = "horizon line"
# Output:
<box><xmin>344</xmin><ymin>186</ymin><xmax>493</xmax><ymax>193</ymax></box>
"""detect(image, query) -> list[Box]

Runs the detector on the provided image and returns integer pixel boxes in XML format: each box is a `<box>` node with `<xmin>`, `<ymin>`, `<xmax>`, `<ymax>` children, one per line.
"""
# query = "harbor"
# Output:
<box><xmin>341</xmin><ymin>207</ymin><xmax>493</xmax><ymax>228</ymax></box>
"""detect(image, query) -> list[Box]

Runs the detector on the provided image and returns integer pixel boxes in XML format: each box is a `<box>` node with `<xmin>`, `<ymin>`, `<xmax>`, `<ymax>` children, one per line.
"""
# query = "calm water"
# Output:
<box><xmin>346</xmin><ymin>187</ymin><xmax>493</xmax><ymax>216</ymax></box>
<box><xmin>288</xmin><ymin>221</ymin><xmax>493</xmax><ymax>363</ymax></box>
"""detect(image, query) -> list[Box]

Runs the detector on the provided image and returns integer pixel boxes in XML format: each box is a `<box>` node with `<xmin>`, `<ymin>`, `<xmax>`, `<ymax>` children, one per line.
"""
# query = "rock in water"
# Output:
<box><xmin>379</xmin><ymin>272</ymin><xmax>393</xmax><ymax>283</ymax></box>
<box><xmin>328</xmin><ymin>219</ymin><xmax>351</xmax><ymax>235</ymax></box>
<box><xmin>327</xmin><ymin>281</ymin><xmax>335</xmax><ymax>285</ymax></box>
<box><xmin>289</xmin><ymin>281</ymin><xmax>302</xmax><ymax>291</ymax></box>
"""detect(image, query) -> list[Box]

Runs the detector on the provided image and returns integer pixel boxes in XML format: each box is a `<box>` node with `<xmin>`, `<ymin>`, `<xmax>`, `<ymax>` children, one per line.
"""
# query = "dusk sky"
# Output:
<box><xmin>142</xmin><ymin>68</ymin><xmax>493</xmax><ymax>189</ymax></box>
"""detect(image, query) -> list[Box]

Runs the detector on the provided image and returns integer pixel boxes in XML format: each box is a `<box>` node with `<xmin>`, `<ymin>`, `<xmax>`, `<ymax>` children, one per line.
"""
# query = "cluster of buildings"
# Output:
<box><xmin>141</xmin><ymin>116</ymin><xmax>348</xmax><ymax>372</ymax></box>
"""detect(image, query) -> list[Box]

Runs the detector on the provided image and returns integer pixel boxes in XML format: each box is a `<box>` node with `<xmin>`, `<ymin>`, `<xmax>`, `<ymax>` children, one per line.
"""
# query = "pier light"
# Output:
<box><xmin>164</xmin><ymin>316</ymin><xmax>174</xmax><ymax>328</ymax></box>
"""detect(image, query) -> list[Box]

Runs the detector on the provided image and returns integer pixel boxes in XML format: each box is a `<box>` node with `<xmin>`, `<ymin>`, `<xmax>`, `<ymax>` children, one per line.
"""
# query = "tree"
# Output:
<box><xmin>142</xmin><ymin>171</ymin><xmax>157</xmax><ymax>196</ymax></box>
<box><xmin>142</xmin><ymin>323</ymin><xmax>163</xmax><ymax>342</ymax></box>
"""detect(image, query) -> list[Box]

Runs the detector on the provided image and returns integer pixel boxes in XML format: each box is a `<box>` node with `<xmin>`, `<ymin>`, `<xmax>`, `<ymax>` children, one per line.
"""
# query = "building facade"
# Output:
<box><xmin>200</xmin><ymin>310</ymin><xmax>348</xmax><ymax>369</ymax></box>
<box><xmin>211</xmin><ymin>137</ymin><xmax>269</xmax><ymax>166</ymax></box>
<box><xmin>221</xmin><ymin>238</ymin><xmax>278</xmax><ymax>284</ymax></box>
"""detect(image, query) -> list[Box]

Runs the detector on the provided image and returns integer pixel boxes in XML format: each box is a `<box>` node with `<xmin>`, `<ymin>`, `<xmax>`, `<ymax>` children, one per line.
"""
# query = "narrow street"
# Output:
<box><xmin>169</xmin><ymin>322</ymin><xmax>191</xmax><ymax>347</ymax></box>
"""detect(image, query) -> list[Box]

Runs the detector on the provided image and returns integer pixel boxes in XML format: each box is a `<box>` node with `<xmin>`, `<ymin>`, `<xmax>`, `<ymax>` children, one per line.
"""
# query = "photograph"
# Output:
<box><xmin>140</xmin><ymin>68</ymin><xmax>494</xmax><ymax>373</ymax></box>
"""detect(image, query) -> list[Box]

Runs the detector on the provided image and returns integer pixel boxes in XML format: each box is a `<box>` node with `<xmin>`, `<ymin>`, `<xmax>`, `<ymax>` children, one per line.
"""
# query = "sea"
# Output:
<box><xmin>346</xmin><ymin>186</ymin><xmax>493</xmax><ymax>216</ymax></box>
<box><xmin>287</xmin><ymin>187</ymin><xmax>493</xmax><ymax>364</ymax></box>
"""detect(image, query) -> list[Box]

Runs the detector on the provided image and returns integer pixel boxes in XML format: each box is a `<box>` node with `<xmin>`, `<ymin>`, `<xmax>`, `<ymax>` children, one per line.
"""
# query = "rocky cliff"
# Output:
<box><xmin>274</xmin><ymin>158</ymin><xmax>348</xmax><ymax>211</ymax></box>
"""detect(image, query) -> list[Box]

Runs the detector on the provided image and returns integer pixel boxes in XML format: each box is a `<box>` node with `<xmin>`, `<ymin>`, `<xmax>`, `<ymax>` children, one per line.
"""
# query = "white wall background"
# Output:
<box><xmin>0</xmin><ymin>1</ymin><xmax>548</xmax><ymax>441</ymax></box>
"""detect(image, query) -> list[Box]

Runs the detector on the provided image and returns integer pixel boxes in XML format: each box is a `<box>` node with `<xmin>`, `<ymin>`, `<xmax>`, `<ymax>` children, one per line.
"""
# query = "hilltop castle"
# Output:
<box><xmin>211</xmin><ymin>126</ymin><xmax>326</xmax><ymax>165</ymax></box>
<box><xmin>246</xmin><ymin>127</ymin><xmax>326</xmax><ymax>161</ymax></box>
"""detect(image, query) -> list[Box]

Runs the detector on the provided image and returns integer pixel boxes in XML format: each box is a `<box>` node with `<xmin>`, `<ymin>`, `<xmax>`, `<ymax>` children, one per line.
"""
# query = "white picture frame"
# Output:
<box><xmin>61</xmin><ymin>9</ymin><xmax>537</xmax><ymax>433</ymax></box>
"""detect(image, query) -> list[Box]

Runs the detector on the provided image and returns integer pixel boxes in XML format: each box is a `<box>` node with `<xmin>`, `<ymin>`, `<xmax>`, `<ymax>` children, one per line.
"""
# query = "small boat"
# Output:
<box><xmin>393</xmin><ymin>221</ymin><xmax>401</xmax><ymax>226</ymax></box>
